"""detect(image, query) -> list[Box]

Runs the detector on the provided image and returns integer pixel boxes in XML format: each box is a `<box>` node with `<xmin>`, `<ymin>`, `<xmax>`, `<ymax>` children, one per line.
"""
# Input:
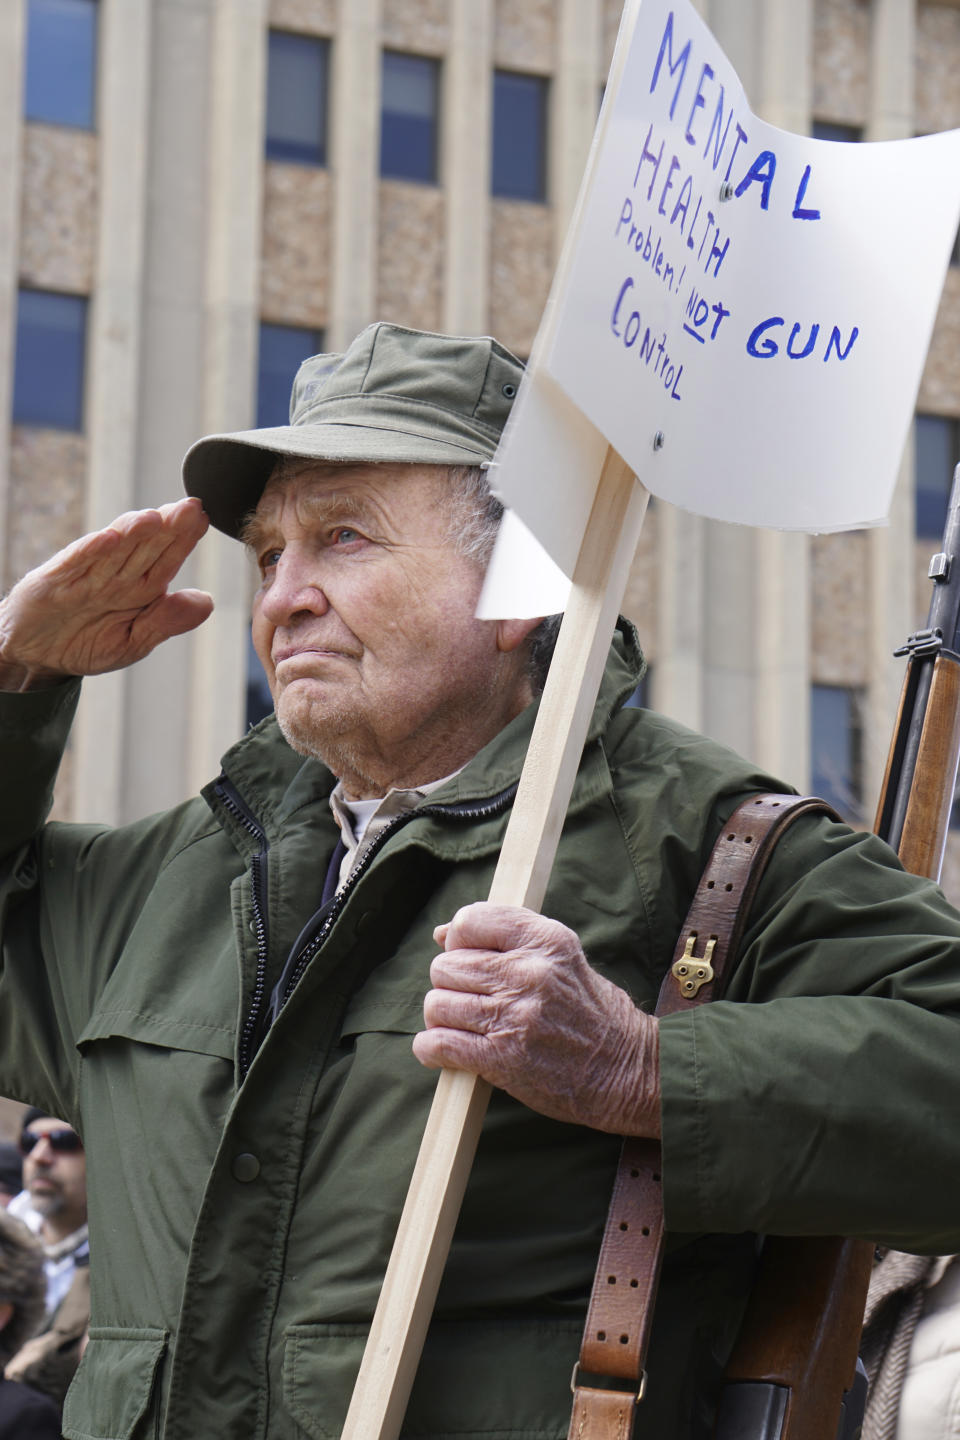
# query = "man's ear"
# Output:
<box><xmin>495</xmin><ymin>616</ymin><xmax>543</xmax><ymax>654</ymax></box>
<box><xmin>0</xmin><ymin>1301</ymin><xmax>12</xmax><ymax>1333</ymax></box>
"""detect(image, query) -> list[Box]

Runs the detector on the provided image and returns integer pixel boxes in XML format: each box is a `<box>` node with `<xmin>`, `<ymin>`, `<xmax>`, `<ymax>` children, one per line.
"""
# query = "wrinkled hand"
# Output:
<box><xmin>0</xmin><ymin>499</ymin><xmax>213</xmax><ymax>691</ymax></box>
<box><xmin>413</xmin><ymin>903</ymin><xmax>660</xmax><ymax>1137</ymax></box>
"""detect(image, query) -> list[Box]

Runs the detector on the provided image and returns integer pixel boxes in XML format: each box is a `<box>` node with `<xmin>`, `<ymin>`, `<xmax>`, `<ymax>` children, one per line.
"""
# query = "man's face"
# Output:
<box><xmin>21</xmin><ymin>1119</ymin><xmax>87</xmax><ymax>1230</ymax></box>
<box><xmin>247</xmin><ymin>462</ymin><xmax>534</xmax><ymax>796</ymax></box>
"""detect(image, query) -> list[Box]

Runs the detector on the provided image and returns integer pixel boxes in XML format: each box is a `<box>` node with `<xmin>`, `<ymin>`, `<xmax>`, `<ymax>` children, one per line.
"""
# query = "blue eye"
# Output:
<box><xmin>333</xmin><ymin>528</ymin><xmax>360</xmax><ymax>544</ymax></box>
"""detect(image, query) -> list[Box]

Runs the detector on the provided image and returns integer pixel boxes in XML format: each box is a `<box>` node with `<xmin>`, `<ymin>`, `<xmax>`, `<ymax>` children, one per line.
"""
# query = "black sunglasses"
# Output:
<box><xmin>20</xmin><ymin>1128</ymin><xmax>82</xmax><ymax>1155</ymax></box>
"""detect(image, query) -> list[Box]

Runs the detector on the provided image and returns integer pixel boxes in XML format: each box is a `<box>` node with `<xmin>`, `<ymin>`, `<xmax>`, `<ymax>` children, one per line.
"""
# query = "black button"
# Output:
<box><xmin>232</xmin><ymin>1153</ymin><xmax>260</xmax><ymax>1183</ymax></box>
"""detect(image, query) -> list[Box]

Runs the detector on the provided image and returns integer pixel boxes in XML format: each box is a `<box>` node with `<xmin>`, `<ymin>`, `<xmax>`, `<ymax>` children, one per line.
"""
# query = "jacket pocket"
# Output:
<box><xmin>61</xmin><ymin>1327</ymin><xmax>167</xmax><ymax>1440</ymax></box>
<box><xmin>76</xmin><ymin>1007</ymin><xmax>235</xmax><ymax>1062</ymax></box>
<box><xmin>284</xmin><ymin>1317</ymin><xmax>583</xmax><ymax>1440</ymax></box>
<box><xmin>338</xmin><ymin>988</ymin><xmax>425</xmax><ymax>1040</ymax></box>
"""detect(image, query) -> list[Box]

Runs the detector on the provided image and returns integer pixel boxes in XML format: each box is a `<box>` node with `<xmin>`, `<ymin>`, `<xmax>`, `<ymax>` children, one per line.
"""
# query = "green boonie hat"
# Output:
<box><xmin>182</xmin><ymin>321</ymin><xmax>525</xmax><ymax>538</ymax></box>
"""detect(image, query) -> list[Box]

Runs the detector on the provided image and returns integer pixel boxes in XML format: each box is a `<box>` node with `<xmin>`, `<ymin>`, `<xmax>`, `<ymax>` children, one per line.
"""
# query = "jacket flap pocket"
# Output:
<box><xmin>284</xmin><ymin>1317</ymin><xmax>583</xmax><ymax>1440</ymax></box>
<box><xmin>62</xmin><ymin>1327</ymin><xmax>167</xmax><ymax>1440</ymax></box>
<box><xmin>77</xmin><ymin>1008</ymin><xmax>235</xmax><ymax>1061</ymax></box>
<box><xmin>338</xmin><ymin>991</ymin><xmax>424</xmax><ymax>1038</ymax></box>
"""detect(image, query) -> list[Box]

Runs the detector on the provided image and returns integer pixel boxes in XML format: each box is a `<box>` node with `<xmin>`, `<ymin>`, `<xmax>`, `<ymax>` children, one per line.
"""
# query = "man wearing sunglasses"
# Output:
<box><xmin>4</xmin><ymin>1112</ymin><xmax>88</xmax><ymax>1411</ymax></box>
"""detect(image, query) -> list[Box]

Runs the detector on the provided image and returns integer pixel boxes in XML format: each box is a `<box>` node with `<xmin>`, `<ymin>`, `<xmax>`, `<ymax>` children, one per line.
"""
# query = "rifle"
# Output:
<box><xmin>714</xmin><ymin>462</ymin><xmax>960</xmax><ymax>1440</ymax></box>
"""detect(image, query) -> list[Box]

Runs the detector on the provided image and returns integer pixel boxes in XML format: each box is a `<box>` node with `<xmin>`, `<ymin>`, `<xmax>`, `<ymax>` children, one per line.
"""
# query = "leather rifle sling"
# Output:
<box><xmin>567</xmin><ymin>793</ymin><xmax>840</xmax><ymax>1440</ymax></box>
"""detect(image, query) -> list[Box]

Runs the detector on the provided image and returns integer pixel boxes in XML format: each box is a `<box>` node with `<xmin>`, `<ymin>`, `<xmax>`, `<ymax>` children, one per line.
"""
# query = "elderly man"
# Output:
<box><xmin>0</xmin><ymin>323</ymin><xmax>959</xmax><ymax>1440</ymax></box>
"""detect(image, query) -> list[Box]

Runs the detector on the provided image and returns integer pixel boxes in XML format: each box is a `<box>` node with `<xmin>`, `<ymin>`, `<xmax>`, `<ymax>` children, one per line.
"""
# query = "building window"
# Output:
<box><xmin>623</xmin><ymin>666</ymin><xmax>650</xmax><ymax>710</ymax></box>
<box><xmin>13</xmin><ymin>289</ymin><xmax>87</xmax><ymax>431</ymax></box>
<box><xmin>257</xmin><ymin>323</ymin><xmax>324</xmax><ymax>429</ymax></box>
<box><xmin>915</xmin><ymin>414</ymin><xmax>960</xmax><ymax>539</ymax></box>
<box><xmin>24</xmin><ymin>0</ymin><xmax>98</xmax><ymax>130</ymax></box>
<box><xmin>380</xmin><ymin>51</ymin><xmax>439</xmax><ymax>184</ymax></box>
<box><xmin>265</xmin><ymin>30</ymin><xmax>329</xmax><ymax>166</ymax></box>
<box><xmin>811</xmin><ymin>685</ymin><xmax>863</xmax><ymax>820</ymax></box>
<box><xmin>492</xmin><ymin>70</ymin><xmax>549</xmax><ymax>201</ymax></box>
<box><xmin>811</xmin><ymin>120</ymin><xmax>862</xmax><ymax>144</ymax></box>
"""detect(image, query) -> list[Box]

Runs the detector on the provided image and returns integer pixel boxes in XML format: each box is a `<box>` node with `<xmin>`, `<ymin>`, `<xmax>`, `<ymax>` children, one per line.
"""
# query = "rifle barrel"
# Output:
<box><xmin>878</xmin><ymin>463</ymin><xmax>960</xmax><ymax>858</ymax></box>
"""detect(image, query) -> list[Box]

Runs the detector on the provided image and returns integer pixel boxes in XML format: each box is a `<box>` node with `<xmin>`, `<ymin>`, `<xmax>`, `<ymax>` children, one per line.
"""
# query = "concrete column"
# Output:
<box><xmin>752</xmin><ymin>0</ymin><xmax>813</xmax><ymax>786</ymax></box>
<box><xmin>120</xmin><ymin>0</ymin><xmax>216</xmax><ymax>821</ymax></box>
<box><xmin>446</xmin><ymin>0</ymin><xmax>495</xmax><ymax>334</ymax></box>
<box><xmin>693</xmin><ymin>2</ymin><xmax>762</xmax><ymax>768</ymax></box>
<box><xmin>187</xmin><ymin>0</ymin><xmax>268</xmax><ymax>794</ymax></box>
<box><xmin>864</xmin><ymin>0</ymin><xmax>917</xmax><ymax>808</ymax></box>
<box><xmin>654</xmin><ymin>505</ymin><xmax>706</xmax><ymax>732</ymax></box>
<box><xmin>701</xmin><ymin>520</ymin><xmax>757</xmax><ymax>756</ymax></box>
<box><xmin>754</xmin><ymin>532</ymin><xmax>811</xmax><ymax>787</ymax></box>
<box><xmin>0</xmin><ymin>0</ymin><xmax>26</xmax><ymax>579</ymax></box>
<box><xmin>866</xmin><ymin>451</ymin><xmax>914</xmax><ymax>813</ymax></box>
<box><xmin>443</xmin><ymin>0</ymin><xmax>494</xmax><ymax>335</ymax></box>
<box><xmin>72</xmin><ymin>0</ymin><xmax>152</xmax><ymax>824</ymax></box>
<box><xmin>679</xmin><ymin>0</ymin><xmax>813</xmax><ymax>785</ymax></box>
<box><xmin>329</xmin><ymin>0</ymin><xmax>382</xmax><ymax>349</ymax></box>
<box><xmin>551</xmin><ymin>0</ymin><xmax>602</xmax><ymax>243</ymax></box>
<box><xmin>867</xmin><ymin>0</ymin><xmax>915</xmax><ymax>143</ymax></box>
<box><xmin>708</xmin><ymin>0</ymin><xmax>761</xmax><ymax>94</ymax></box>
<box><xmin>757</xmin><ymin>0</ymin><xmax>813</xmax><ymax>134</ymax></box>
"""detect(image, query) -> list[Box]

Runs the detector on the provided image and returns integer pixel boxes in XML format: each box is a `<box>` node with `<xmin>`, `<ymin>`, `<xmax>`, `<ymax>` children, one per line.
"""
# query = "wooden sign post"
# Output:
<box><xmin>341</xmin><ymin>447</ymin><xmax>649</xmax><ymax>1440</ymax></box>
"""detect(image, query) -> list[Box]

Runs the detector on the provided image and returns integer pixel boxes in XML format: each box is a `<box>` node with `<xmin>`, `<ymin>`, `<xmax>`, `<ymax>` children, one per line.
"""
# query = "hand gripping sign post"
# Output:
<box><xmin>341</xmin><ymin>3</ymin><xmax>960</xmax><ymax>1438</ymax></box>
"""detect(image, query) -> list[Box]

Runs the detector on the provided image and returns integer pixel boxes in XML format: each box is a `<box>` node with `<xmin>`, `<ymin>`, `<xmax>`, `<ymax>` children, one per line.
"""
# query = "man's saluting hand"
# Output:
<box><xmin>0</xmin><ymin>497</ymin><xmax>212</xmax><ymax>692</ymax></box>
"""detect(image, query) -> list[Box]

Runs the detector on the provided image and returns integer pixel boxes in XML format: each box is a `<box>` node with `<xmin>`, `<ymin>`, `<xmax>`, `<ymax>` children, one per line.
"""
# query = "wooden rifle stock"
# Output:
<box><xmin>877</xmin><ymin>652</ymin><xmax>960</xmax><ymax>880</ymax></box>
<box><xmin>717</xmin><ymin>1238</ymin><xmax>872</xmax><ymax>1439</ymax></box>
<box><xmin>715</xmin><ymin>467</ymin><xmax>960</xmax><ymax>1440</ymax></box>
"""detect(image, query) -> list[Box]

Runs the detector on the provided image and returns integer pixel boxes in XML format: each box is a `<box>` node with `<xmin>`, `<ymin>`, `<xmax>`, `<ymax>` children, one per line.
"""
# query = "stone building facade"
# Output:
<box><xmin>2</xmin><ymin>0</ymin><xmax>960</xmax><ymax>895</ymax></box>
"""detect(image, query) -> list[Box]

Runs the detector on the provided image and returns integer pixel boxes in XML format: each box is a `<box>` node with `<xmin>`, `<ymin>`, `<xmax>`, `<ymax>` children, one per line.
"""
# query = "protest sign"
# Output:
<box><xmin>480</xmin><ymin>0</ymin><xmax>960</xmax><ymax>618</ymax></box>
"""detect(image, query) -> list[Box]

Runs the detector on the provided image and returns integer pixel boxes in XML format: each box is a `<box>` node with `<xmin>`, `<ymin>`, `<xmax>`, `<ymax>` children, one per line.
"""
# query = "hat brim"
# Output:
<box><xmin>182</xmin><ymin>422</ymin><xmax>493</xmax><ymax>539</ymax></box>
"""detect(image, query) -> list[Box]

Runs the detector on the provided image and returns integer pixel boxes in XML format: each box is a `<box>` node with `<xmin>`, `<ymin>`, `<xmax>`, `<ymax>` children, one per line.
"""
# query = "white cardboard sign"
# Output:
<box><xmin>480</xmin><ymin>0</ymin><xmax>960</xmax><ymax>617</ymax></box>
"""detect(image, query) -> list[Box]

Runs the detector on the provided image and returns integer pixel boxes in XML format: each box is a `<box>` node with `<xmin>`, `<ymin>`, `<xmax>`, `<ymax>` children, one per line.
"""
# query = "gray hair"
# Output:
<box><xmin>445</xmin><ymin>466</ymin><xmax>561</xmax><ymax>691</ymax></box>
<box><xmin>0</xmin><ymin>1210</ymin><xmax>46</xmax><ymax>1363</ymax></box>
<box><xmin>444</xmin><ymin>465</ymin><xmax>503</xmax><ymax>565</ymax></box>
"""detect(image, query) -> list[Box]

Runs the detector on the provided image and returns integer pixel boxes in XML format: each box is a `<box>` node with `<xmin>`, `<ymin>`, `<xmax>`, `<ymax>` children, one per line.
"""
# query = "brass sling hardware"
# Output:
<box><xmin>672</xmin><ymin>934</ymin><xmax>716</xmax><ymax>998</ymax></box>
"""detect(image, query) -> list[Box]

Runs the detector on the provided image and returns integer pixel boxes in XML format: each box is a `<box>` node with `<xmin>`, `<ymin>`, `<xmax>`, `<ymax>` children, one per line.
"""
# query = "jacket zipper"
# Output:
<box><xmin>214</xmin><ymin>778</ymin><xmax>272</xmax><ymax>1076</ymax></box>
<box><xmin>216</xmin><ymin>775</ymin><xmax>519</xmax><ymax>1079</ymax></box>
<box><xmin>274</xmin><ymin>782</ymin><xmax>520</xmax><ymax>1017</ymax></box>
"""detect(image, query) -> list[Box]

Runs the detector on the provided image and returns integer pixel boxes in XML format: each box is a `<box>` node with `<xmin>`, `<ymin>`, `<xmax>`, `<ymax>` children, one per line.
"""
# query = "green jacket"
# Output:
<box><xmin>2</xmin><ymin>626</ymin><xmax>960</xmax><ymax>1440</ymax></box>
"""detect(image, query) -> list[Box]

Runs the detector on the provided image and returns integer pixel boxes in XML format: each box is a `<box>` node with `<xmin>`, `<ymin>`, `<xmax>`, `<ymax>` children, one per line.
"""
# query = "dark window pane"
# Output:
<box><xmin>492</xmin><ymin>70</ymin><xmax>548</xmax><ymax>201</ymax></box>
<box><xmin>380</xmin><ymin>51</ymin><xmax>439</xmax><ymax>183</ymax></box>
<box><xmin>266</xmin><ymin>31</ymin><xmax>329</xmax><ymax>165</ymax></box>
<box><xmin>257</xmin><ymin>323</ymin><xmax>324</xmax><ymax>428</ymax></box>
<box><xmin>915</xmin><ymin>414</ymin><xmax>959</xmax><ymax>539</ymax></box>
<box><xmin>246</xmin><ymin>630</ymin><xmax>274</xmax><ymax>729</ymax></box>
<box><xmin>811</xmin><ymin>121</ymin><xmax>862</xmax><ymax>143</ymax></box>
<box><xmin>623</xmin><ymin>667</ymin><xmax>650</xmax><ymax>710</ymax></box>
<box><xmin>811</xmin><ymin>685</ymin><xmax>862</xmax><ymax>820</ymax></box>
<box><xmin>13</xmin><ymin>289</ymin><xmax>87</xmax><ymax>430</ymax></box>
<box><xmin>25</xmin><ymin>0</ymin><xmax>97</xmax><ymax>129</ymax></box>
